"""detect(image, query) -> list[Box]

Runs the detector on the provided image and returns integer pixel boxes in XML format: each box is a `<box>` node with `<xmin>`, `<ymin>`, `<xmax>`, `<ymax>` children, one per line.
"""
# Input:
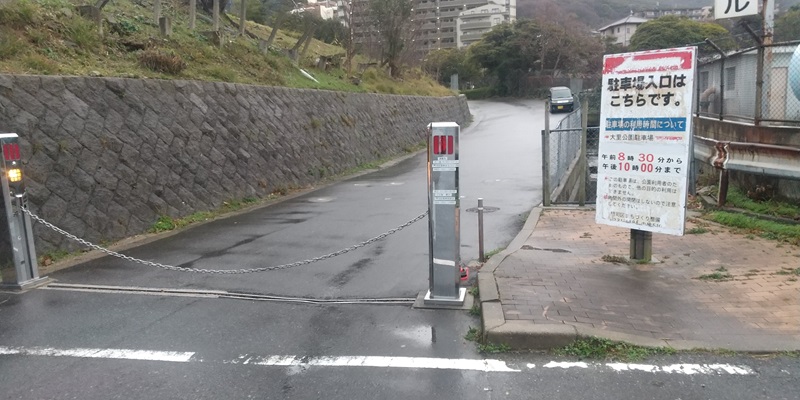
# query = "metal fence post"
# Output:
<box><xmin>542</xmin><ymin>100</ymin><xmax>551</xmax><ymax>206</ymax></box>
<box><xmin>579</xmin><ymin>94</ymin><xmax>588</xmax><ymax>206</ymax></box>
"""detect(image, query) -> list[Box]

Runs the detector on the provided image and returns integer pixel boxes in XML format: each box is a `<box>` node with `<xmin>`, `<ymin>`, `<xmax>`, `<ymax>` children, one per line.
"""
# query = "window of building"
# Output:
<box><xmin>626</xmin><ymin>27</ymin><xmax>630</xmax><ymax>33</ymax></box>
<box><xmin>481</xmin><ymin>9</ymin><xmax>488</xmax><ymax>13</ymax></box>
<box><xmin>724</xmin><ymin>66</ymin><xmax>736</xmax><ymax>90</ymax></box>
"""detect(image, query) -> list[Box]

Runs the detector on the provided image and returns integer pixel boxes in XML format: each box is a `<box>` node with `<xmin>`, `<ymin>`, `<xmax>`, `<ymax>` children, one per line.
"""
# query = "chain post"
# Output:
<box><xmin>0</xmin><ymin>133</ymin><xmax>48</xmax><ymax>290</ymax></box>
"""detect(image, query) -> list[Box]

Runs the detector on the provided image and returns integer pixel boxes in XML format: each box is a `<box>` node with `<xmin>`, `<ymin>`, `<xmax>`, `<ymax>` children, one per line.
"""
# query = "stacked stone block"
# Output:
<box><xmin>0</xmin><ymin>75</ymin><xmax>470</xmax><ymax>254</ymax></box>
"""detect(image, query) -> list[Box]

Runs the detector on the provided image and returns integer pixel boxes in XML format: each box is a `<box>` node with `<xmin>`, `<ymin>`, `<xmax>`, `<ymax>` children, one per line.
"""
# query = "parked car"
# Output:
<box><xmin>549</xmin><ymin>86</ymin><xmax>574</xmax><ymax>113</ymax></box>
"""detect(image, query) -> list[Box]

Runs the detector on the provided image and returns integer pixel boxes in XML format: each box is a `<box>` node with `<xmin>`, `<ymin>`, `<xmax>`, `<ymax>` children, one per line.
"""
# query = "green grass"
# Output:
<box><xmin>686</xmin><ymin>227</ymin><xmax>709</xmax><ymax>234</ymax></box>
<box><xmin>0</xmin><ymin>0</ymin><xmax>452</xmax><ymax>96</ymax></box>
<box><xmin>38</xmin><ymin>249</ymin><xmax>80</xmax><ymax>266</ymax></box>
<box><xmin>483</xmin><ymin>247</ymin><xmax>504</xmax><ymax>260</ymax></box>
<box><xmin>725</xmin><ymin>186</ymin><xmax>800</xmax><ymax>219</ymax></box>
<box><xmin>554</xmin><ymin>337</ymin><xmax>676</xmax><ymax>362</ymax></box>
<box><xmin>149</xmin><ymin>197</ymin><xmax>261</xmax><ymax>233</ymax></box>
<box><xmin>705</xmin><ymin>211</ymin><xmax>800</xmax><ymax>245</ymax></box>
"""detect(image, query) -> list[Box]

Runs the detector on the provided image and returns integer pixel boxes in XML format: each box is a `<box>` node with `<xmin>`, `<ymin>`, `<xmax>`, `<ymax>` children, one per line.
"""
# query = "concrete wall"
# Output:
<box><xmin>0</xmin><ymin>75</ymin><xmax>471</xmax><ymax>256</ymax></box>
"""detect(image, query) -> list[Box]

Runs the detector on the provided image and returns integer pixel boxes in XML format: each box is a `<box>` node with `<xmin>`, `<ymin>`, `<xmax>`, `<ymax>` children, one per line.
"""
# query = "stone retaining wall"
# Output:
<box><xmin>0</xmin><ymin>75</ymin><xmax>470</xmax><ymax>255</ymax></box>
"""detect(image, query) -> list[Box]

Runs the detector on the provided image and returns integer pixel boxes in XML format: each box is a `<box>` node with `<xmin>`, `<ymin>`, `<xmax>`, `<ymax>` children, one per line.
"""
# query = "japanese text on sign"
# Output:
<box><xmin>595</xmin><ymin>47</ymin><xmax>696</xmax><ymax>236</ymax></box>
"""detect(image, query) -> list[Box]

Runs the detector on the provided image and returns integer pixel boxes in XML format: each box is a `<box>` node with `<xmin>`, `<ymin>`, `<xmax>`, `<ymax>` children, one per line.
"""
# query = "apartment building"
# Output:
<box><xmin>634</xmin><ymin>6</ymin><xmax>713</xmax><ymax>21</ymax></box>
<box><xmin>344</xmin><ymin>0</ymin><xmax>515</xmax><ymax>54</ymax></box>
<box><xmin>413</xmin><ymin>0</ymin><xmax>515</xmax><ymax>51</ymax></box>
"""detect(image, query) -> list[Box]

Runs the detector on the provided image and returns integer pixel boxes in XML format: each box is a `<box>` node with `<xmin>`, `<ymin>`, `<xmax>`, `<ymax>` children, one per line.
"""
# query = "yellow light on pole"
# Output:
<box><xmin>8</xmin><ymin>168</ymin><xmax>22</xmax><ymax>183</ymax></box>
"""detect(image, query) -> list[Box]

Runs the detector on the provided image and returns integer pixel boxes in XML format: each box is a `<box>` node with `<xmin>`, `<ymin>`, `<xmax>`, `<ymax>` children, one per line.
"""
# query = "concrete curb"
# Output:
<box><xmin>479</xmin><ymin>205</ymin><xmax>800</xmax><ymax>353</ymax></box>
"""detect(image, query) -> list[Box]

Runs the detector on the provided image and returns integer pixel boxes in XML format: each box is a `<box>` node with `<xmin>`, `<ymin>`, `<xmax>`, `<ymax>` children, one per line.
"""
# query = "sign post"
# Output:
<box><xmin>0</xmin><ymin>133</ymin><xmax>46</xmax><ymax>290</ymax></box>
<box><xmin>596</xmin><ymin>48</ymin><xmax>697</xmax><ymax>260</ymax></box>
<box><xmin>424</xmin><ymin>122</ymin><xmax>465</xmax><ymax>305</ymax></box>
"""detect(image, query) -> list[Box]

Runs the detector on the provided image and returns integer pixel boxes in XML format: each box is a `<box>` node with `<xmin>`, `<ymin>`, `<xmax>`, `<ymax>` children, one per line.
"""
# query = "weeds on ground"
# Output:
<box><xmin>469</xmin><ymin>304</ymin><xmax>481</xmax><ymax>316</ymax></box>
<box><xmin>149</xmin><ymin>197</ymin><xmax>261</xmax><ymax>233</ymax></box>
<box><xmin>687</xmin><ymin>227</ymin><xmax>709</xmax><ymax>234</ymax></box>
<box><xmin>554</xmin><ymin>337</ymin><xmax>675</xmax><ymax>362</ymax></box>
<box><xmin>696</xmin><ymin>266</ymin><xmax>734</xmax><ymax>281</ymax></box>
<box><xmin>464</xmin><ymin>326</ymin><xmax>512</xmax><ymax>354</ymax></box>
<box><xmin>601</xmin><ymin>254</ymin><xmax>628</xmax><ymax>264</ymax></box>
<box><xmin>483</xmin><ymin>247</ymin><xmax>504</xmax><ymax>260</ymax></box>
<box><xmin>775</xmin><ymin>267</ymin><xmax>800</xmax><ymax>276</ymax></box>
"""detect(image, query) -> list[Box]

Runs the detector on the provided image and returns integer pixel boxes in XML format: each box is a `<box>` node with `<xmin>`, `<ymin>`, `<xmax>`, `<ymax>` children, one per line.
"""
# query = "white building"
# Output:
<box><xmin>597</xmin><ymin>15</ymin><xmax>649</xmax><ymax>47</ymax></box>
<box><xmin>456</xmin><ymin>1</ymin><xmax>515</xmax><ymax>48</ymax></box>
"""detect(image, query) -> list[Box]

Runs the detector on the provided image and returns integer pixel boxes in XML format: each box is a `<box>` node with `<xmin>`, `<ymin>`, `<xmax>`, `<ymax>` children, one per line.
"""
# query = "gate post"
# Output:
<box><xmin>0</xmin><ymin>133</ymin><xmax>47</xmax><ymax>290</ymax></box>
<box><xmin>423</xmin><ymin>122</ymin><xmax>465</xmax><ymax>305</ymax></box>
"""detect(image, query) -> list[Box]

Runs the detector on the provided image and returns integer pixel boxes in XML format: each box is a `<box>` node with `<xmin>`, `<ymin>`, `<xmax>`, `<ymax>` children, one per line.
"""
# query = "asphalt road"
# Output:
<box><xmin>3</xmin><ymin>100</ymin><xmax>796</xmax><ymax>399</ymax></box>
<box><xmin>33</xmin><ymin>98</ymin><xmax>548</xmax><ymax>299</ymax></box>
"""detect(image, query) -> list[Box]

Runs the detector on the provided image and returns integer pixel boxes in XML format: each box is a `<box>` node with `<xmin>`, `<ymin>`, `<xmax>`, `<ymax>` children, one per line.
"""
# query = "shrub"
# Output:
<box><xmin>138</xmin><ymin>49</ymin><xmax>187</xmax><ymax>74</ymax></box>
<box><xmin>63</xmin><ymin>16</ymin><xmax>101</xmax><ymax>49</ymax></box>
<box><xmin>461</xmin><ymin>87</ymin><xmax>493</xmax><ymax>100</ymax></box>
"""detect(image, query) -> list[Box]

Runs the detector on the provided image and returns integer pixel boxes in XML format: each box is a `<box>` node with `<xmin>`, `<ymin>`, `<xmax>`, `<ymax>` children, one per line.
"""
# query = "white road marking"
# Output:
<box><xmin>0</xmin><ymin>346</ymin><xmax>194</xmax><ymax>362</ymax></box>
<box><xmin>543</xmin><ymin>361</ymin><xmax>589</xmax><ymax>369</ymax></box>
<box><xmin>234</xmin><ymin>355</ymin><xmax>520</xmax><ymax>372</ymax></box>
<box><xmin>0</xmin><ymin>345</ymin><xmax>757</xmax><ymax>375</ymax></box>
<box><xmin>539</xmin><ymin>362</ymin><xmax>755</xmax><ymax>375</ymax></box>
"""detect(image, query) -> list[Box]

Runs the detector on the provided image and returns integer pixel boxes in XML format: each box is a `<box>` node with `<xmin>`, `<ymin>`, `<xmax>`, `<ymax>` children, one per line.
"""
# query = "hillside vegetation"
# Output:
<box><xmin>0</xmin><ymin>0</ymin><xmax>453</xmax><ymax>96</ymax></box>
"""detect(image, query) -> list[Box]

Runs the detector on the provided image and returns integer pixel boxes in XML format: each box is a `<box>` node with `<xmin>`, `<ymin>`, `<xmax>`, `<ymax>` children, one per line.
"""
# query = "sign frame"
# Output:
<box><xmin>596</xmin><ymin>47</ymin><xmax>697</xmax><ymax>237</ymax></box>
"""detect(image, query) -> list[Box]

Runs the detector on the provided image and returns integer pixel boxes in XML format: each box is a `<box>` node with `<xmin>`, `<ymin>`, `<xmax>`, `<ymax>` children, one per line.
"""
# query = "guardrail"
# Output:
<box><xmin>694</xmin><ymin>136</ymin><xmax>800</xmax><ymax>205</ymax></box>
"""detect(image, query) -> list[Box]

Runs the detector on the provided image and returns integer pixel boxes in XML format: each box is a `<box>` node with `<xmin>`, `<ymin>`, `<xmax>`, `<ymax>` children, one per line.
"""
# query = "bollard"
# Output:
<box><xmin>478</xmin><ymin>198</ymin><xmax>485</xmax><ymax>263</ymax></box>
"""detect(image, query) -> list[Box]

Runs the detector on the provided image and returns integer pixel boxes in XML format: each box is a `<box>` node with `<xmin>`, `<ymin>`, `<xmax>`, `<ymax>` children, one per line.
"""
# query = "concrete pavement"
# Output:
<box><xmin>479</xmin><ymin>206</ymin><xmax>800</xmax><ymax>352</ymax></box>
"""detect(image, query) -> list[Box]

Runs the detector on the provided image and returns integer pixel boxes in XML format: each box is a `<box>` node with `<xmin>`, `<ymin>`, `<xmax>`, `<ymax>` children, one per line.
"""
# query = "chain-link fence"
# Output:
<box><xmin>696</xmin><ymin>41</ymin><xmax>800</xmax><ymax>126</ymax></box>
<box><xmin>546</xmin><ymin>100</ymin><xmax>582</xmax><ymax>195</ymax></box>
<box><xmin>543</xmin><ymin>94</ymin><xmax>599</xmax><ymax>205</ymax></box>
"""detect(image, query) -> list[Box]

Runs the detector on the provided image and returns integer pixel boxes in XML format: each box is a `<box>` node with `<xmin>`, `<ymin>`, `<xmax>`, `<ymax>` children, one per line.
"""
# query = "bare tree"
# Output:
<box><xmin>368</xmin><ymin>0</ymin><xmax>412</xmax><ymax>77</ymax></box>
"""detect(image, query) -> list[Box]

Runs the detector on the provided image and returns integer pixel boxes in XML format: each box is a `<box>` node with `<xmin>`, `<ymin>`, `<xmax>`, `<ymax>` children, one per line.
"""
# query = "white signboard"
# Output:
<box><xmin>596</xmin><ymin>47</ymin><xmax>696</xmax><ymax>236</ymax></box>
<box><xmin>715</xmin><ymin>0</ymin><xmax>758</xmax><ymax>20</ymax></box>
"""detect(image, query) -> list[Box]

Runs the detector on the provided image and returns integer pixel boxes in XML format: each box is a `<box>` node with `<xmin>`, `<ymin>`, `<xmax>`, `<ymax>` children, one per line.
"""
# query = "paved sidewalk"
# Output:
<box><xmin>479</xmin><ymin>207</ymin><xmax>800</xmax><ymax>352</ymax></box>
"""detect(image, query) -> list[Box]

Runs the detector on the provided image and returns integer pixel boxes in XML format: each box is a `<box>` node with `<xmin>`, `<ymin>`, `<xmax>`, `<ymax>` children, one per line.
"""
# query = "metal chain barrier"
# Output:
<box><xmin>22</xmin><ymin>206</ymin><xmax>428</xmax><ymax>274</ymax></box>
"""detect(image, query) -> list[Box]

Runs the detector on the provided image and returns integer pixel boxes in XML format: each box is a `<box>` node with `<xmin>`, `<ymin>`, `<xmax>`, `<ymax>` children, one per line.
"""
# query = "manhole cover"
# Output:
<box><xmin>465</xmin><ymin>206</ymin><xmax>500</xmax><ymax>213</ymax></box>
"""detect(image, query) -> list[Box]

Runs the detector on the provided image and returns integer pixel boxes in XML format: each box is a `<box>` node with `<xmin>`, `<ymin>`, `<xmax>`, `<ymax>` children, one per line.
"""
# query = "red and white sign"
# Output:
<box><xmin>596</xmin><ymin>47</ymin><xmax>697</xmax><ymax>236</ymax></box>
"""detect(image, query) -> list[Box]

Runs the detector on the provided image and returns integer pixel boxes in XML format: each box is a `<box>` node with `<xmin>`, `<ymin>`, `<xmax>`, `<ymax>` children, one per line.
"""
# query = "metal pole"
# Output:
<box><xmin>189</xmin><ymin>0</ymin><xmax>196</xmax><ymax>30</ymax></box>
<box><xmin>154</xmin><ymin>0</ymin><xmax>161</xmax><ymax>23</ymax></box>
<box><xmin>213</xmin><ymin>0</ymin><xmax>220</xmax><ymax>32</ymax></box>
<box><xmin>579</xmin><ymin>94</ymin><xmax>588</xmax><ymax>206</ymax></box>
<box><xmin>542</xmin><ymin>100</ymin><xmax>551</xmax><ymax>206</ymax></box>
<box><xmin>718</xmin><ymin>169</ymin><xmax>729</xmax><ymax>207</ymax></box>
<box><xmin>762</xmin><ymin>0</ymin><xmax>775</xmax><ymax>121</ymax></box>
<box><xmin>239</xmin><ymin>0</ymin><xmax>247</xmax><ymax>36</ymax></box>
<box><xmin>477</xmin><ymin>198</ymin><xmax>484</xmax><ymax>263</ymax></box>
